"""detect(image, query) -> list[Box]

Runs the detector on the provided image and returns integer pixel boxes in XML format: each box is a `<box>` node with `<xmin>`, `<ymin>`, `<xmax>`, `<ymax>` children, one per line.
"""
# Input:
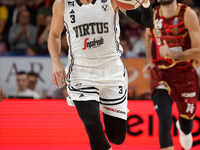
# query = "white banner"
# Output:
<box><xmin>0</xmin><ymin>56</ymin><xmax>68</xmax><ymax>98</ymax></box>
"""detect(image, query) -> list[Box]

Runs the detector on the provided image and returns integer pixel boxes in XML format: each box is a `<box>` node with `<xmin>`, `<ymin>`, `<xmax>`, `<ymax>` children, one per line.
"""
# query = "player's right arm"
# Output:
<box><xmin>116</xmin><ymin>0</ymin><xmax>153</xmax><ymax>28</ymax></box>
<box><xmin>143</xmin><ymin>28</ymin><xmax>153</xmax><ymax>75</ymax></box>
<box><xmin>48</xmin><ymin>0</ymin><xmax>68</xmax><ymax>88</ymax></box>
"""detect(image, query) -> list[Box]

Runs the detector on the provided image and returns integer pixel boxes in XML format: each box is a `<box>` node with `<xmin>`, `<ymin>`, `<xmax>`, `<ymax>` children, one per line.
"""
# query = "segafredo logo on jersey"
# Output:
<box><xmin>82</xmin><ymin>37</ymin><xmax>104</xmax><ymax>50</ymax></box>
<box><xmin>73</xmin><ymin>22</ymin><xmax>109</xmax><ymax>38</ymax></box>
<box><xmin>182</xmin><ymin>92</ymin><xmax>196</xmax><ymax>98</ymax></box>
<box><xmin>103</xmin><ymin>106</ymin><xmax>126</xmax><ymax>115</ymax></box>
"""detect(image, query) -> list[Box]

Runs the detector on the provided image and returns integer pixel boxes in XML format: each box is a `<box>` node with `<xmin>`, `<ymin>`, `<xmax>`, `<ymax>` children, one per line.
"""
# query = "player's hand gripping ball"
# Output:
<box><xmin>114</xmin><ymin>0</ymin><xmax>145</xmax><ymax>10</ymax></box>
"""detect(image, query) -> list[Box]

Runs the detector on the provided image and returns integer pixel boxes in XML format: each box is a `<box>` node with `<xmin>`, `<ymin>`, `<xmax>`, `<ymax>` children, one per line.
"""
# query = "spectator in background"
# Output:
<box><xmin>11</xmin><ymin>0</ymin><xmax>36</xmax><ymax>25</ymax></box>
<box><xmin>121</xmin><ymin>38</ymin><xmax>137</xmax><ymax>58</ymax></box>
<box><xmin>34</xmin><ymin>0</ymin><xmax>54</xmax><ymax>11</ymax></box>
<box><xmin>0</xmin><ymin>3</ymin><xmax>8</xmax><ymax>41</ymax></box>
<box><xmin>181</xmin><ymin>0</ymin><xmax>195</xmax><ymax>7</ymax></box>
<box><xmin>27</xmin><ymin>72</ymin><xmax>42</xmax><ymax>98</ymax></box>
<box><xmin>36</xmin><ymin>0</ymin><xmax>53</xmax><ymax>17</ymax></box>
<box><xmin>0</xmin><ymin>41</ymin><xmax>7</xmax><ymax>55</ymax></box>
<box><xmin>8</xmin><ymin>10</ymin><xmax>37</xmax><ymax>55</ymax></box>
<box><xmin>13</xmin><ymin>71</ymin><xmax>40</xmax><ymax>99</ymax></box>
<box><xmin>133</xmin><ymin>30</ymin><xmax>146</xmax><ymax>57</ymax></box>
<box><xmin>121</xmin><ymin>18</ymin><xmax>145</xmax><ymax>50</ymax></box>
<box><xmin>27</xmin><ymin>72</ymin><xmax>38</xmax><ymax>90</ymax></box>
<box><xmin>193</xmin><ymin>6</ymin><xmax>200</xmax><ymax>23</ymax></box>
<box><xmin>36</xmin><ymin>12</ymin><xmax>46</xmax><ymax>36</ymax></box>
<box><xmin>0</xmin><ymin>2</ymin><xmax>9</xmax><ymax>54</ymax></box>
<box><xmin>37</xmin><ymin>15</ymin><xmax>52</xmax><ymax>54</ymax></box>
<box><xmin>34</xmin><ymin>0</ymin><xmax>46</xmax><ymax>8</ymax></box>
<box><xmin>0</xmin><ymin>0</ymin><xmax>15</xmax><ymax>50</ymax></box>
<box><xmin>27</xmin><ymin>45</ymin><xmax>39</xmax><ymax>56</ymax></box>
<box><xmin>52</xmin><ymin>87</ymin><xmax>68</xmax><ymax>99</ymax></box>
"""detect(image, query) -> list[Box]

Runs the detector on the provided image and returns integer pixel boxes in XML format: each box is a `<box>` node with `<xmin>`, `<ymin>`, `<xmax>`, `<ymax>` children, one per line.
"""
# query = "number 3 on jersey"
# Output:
<box><xmin>69</xmin><ymin>10</ymin><xmax>75</xmax><ymax>23</ymax></box>
<box><xmin>70</xmin><ymin>15</ymin><xmax>75</xmax><ymax>23</ymax></box>
<box><xmin>119</xmin><ymin>86</ymin><xmax>123</xmax><ymax>94</ymax></box>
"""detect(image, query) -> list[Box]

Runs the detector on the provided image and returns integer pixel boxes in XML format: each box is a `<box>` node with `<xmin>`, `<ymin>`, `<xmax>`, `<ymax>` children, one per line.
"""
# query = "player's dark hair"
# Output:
<box><xmin>27</xmin><ymin>72</ymin><xmax>38</xmax><ymax>78</ymax></box>
<box><xmin>17</xmin><ymin>71</ymin><xmax>27</xmax><ymax>76</ymax></box>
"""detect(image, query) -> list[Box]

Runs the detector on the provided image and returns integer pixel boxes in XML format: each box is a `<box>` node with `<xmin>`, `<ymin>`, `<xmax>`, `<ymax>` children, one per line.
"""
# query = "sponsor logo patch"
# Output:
<box><xmin>103</xmin><ymin>106</ymin><xmax>126</xmax><ymax>115</ymax></box>
<box><xmin>182</xmin><ymin>92</ymin><xmax>196</xmax><ymax>98</ymax></box>
<box><xmin>82</xmin><ymin>37</ymin><xmax>104</xmax><ymax>50</ymax></box>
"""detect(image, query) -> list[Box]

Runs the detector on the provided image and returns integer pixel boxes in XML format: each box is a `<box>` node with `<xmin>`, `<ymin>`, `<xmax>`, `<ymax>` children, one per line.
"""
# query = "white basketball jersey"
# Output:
<box><xmin>64</xmin><ymin>0</ymin><xmax>123</xmax><ymax>70</ymax></box>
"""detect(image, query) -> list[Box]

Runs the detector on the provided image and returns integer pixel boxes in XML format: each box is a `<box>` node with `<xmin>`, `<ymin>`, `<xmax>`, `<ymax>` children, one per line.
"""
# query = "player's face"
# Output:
<box><xmin>19</xmin><ymin>11</ymin><xmax>30</xmax><ymax>26</ymax></box>
<box><xmin>158</xmin><ymin>0</ymin><xmax>175</xmax><ymax>5</ymax></box>
<box><xmin>27</xmin><ymin>76</ymin><xmax>37</xmax><ymax>90</ymax></box>
<box><xmin>17</xmin><ymin>74</ymin><xmax>28</xmax><ymax>91</ymax></box>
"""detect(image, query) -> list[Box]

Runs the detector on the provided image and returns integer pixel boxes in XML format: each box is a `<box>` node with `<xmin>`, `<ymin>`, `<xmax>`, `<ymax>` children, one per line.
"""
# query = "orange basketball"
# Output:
<box><xmin>114</xmin><ymin>0</ymin><xmax>145</xmax><ymax>10</ymax></box>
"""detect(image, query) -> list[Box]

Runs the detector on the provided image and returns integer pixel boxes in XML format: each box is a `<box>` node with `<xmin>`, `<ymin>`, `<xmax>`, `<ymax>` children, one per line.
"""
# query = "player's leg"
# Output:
<box><xmin>176</xmin><ymin>117</ymin><xmax>193</xmax><ymax>150</ymax></box>
<box><xmin>103</xmin><ymin>113</ymin><xmax>127</xmax><ymax>144</ymax></box>
<box><xmin>100</xmin><ymin>86</ymin><xmax>128</xmax><ymax>145</ymax></box>
<box><xmin>99</xmin><ymin>61</ymin><xmax>128</xmax><ymax>146</ymax></box>
<box><xmin>66</xmin><ymin>65</ymin><xmax>116</xmax><ymax>150</ymax></box>
<box><xmin>179</xmin><ymin>117</ymin><xmax>193</xmax><ymax>134</ymax></box>
<box><xmin>174</xmin><ymin>67</ymin><xmax>199</xmax><ymax>150</ymax></box>
<box><xmin>74</xmin><ymin>100</ymin><xmax>112</xmax><ymax>150</ymax></box>
<box><xmin>175</xmin><ymin>100</ymin><xmax>196</xmax><ymax>149</ymax></box>
<box><xmin>152</xmin><ymin>89</ymin><xmax>174</xmax><ymax>150</ymax></box>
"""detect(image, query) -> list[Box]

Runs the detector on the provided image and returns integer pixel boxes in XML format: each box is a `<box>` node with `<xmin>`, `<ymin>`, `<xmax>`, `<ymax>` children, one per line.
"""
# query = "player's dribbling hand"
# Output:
<box><xmin>159</xmin><ymin>40</ymin><xmax>173</xmax><ymax>59</ymax></box>
<box><xmin>143</xmin><ymin>63</ymin><xmax>154</xmax><ymax>77</ymax></box>
<box><xmin>52</xmin><ymin>60</ymin><xmax>68</xmax><ymax>88</ymax></box>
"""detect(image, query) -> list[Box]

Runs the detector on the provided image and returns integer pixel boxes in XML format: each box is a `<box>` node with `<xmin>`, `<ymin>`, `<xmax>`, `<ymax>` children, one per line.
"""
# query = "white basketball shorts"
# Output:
<box><xmin>66</xmin><ymin>61</ymin><xmax>128</xmax><ymax>120</ymax></box>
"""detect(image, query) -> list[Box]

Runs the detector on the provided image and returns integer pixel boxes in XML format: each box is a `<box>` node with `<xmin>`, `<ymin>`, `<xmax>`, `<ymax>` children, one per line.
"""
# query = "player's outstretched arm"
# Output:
<box><xmin>143</xmin><ymin>28</ymin><xmax>153</xmax><ymax>75</ymax></box>
<box><xmin>145</xmin><ymin>28</ymin><xmax>152</xmax><ymax>64</ymax></box>
<box><xmin>48</xmin><ymin>0</ymin><xmax>68</xmax><ymax>88</ymax></box>
<box><xmin>160</xmin><ymin>8</ymin><xmax>200</xmax><ymax>61</ymax></box>
<box><xmin>118</xmin><ymin>0</ymin><xmax>153</xmax><ymax>28</ymax></box>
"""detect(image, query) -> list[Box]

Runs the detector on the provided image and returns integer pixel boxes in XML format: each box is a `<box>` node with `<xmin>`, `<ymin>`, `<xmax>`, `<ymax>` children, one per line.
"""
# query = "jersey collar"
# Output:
<box><xmin>76</xmin><ymin>0</ymin><xmax>97</xmax><ymax>6</ymax></box>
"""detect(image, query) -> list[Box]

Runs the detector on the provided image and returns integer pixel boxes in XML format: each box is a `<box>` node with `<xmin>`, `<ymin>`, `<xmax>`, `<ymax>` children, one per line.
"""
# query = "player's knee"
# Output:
<box><xmin>158</xmin><ymin>113</ymin><xmax>172</xmax><ymax>132</ymax></box>
<box><xmin>159</xmin><ymin>115</ymin><xmax>172</xmax><ymax>125</ymax></box>
<box><xmin>83</xmin><ymin>117</ymin><xmax>100</xmax><ymax>132</ymax></box>
<box><xmin>84</xmin><ymin>121</ymin><xmax>97</xmax><ymax>133</ymax></box>
<box><xmin>107</xmin><ymin>134</ymin><xmax>126</xmax><ymax>145</ymax></box>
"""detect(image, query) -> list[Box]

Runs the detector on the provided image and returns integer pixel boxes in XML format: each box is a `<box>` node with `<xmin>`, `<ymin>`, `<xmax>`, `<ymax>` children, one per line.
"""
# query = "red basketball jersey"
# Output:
<box><xmin>150</xmin><ymin>3</ymin><xmax>192</xmax><ymax>69</ymax></box>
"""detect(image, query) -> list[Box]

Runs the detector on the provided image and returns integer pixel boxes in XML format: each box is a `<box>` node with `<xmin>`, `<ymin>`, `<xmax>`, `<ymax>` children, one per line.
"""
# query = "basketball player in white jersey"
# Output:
<box><xmin>48</xmin><ymin>0</ymin><xmax>153</xmax><ymax>149</ymax></box>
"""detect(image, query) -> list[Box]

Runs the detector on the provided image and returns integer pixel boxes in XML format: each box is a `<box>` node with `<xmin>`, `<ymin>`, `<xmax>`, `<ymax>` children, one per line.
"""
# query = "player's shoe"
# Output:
<box><xmin>176</xmin><ymin>120</ymin><xmax>193</xmax><ymax>150</ymax></box>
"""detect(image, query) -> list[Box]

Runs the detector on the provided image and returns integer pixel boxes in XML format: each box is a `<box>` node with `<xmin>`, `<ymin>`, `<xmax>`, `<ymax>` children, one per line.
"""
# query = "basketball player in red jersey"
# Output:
<box><xmin>48</xmin><ymin>0</ymin><xmax>152</xmax><ymax>150</ymax></box>
<box><xmin>144</xmin><ymin>0</ymin><xmax>200</xmax><ymax>150</ymax></box>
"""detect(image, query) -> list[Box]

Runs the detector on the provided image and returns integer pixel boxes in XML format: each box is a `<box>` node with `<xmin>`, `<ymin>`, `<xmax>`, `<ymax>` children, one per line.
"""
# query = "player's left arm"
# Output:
<box><xmin>160</xmin><ymin>8</ymin><xmax>200</xmax><ymax>61</ymax></box>
<box><xmin>112</xmin><ymin>0</ymin><xmax>153</xmax><ymax>28</ymax></box>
